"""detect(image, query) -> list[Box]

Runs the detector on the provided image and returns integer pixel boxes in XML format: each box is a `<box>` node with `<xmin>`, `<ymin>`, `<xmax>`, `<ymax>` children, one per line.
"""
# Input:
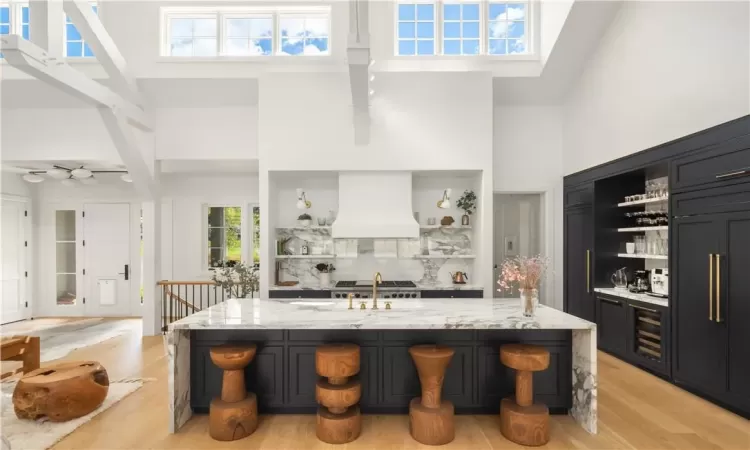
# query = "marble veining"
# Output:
<box><xmin>167</xmin><ymin>328</ymin><xmax>191</xmax><ymax>433</ymax></box>
<box><xmin>571</xmin><ymin>329</ymin><xmax>598</xmax><ymax>433</ymax></box>
<box><xmin>168</xmin><ymin>298</ymin><xmax>595</xmax><ymax>331</ymax></box>
<box><xmin>594</xmin><ymin>288</ymin><xmax>668</xmax><ymax>308</ymax></box>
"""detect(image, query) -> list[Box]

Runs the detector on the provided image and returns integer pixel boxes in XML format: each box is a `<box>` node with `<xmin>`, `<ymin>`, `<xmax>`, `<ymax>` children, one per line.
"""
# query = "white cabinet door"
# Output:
<box><xmin>83</xmin><ymin>203</ymin><xmax>132</xmax><ymax>317</ymax></box>
<box><xmin>1</xmin><ymin>198</ymin><xmax>29</xmax><ymax>324</ymax></box>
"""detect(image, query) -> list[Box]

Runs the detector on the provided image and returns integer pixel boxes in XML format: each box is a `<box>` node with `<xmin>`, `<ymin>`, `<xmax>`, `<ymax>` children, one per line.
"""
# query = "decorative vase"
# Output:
<box><xmin>299</xmin><ymin>219</ymin><xmax>312</xmax><ymax>227</ymax></box>
<box><xmin>440</xmin><ymin>216</ymin><xmax>455</xmax><ymax>226</ymax></box>
<box><xmin>461</xmin><ymin>214</ymin><xmax>470</xmax><ymax>226</ymax></box>
<box><xmin>319</xmin><ymin>272</ymin><xmax>331</xmax><ymax>288</ymax></box>
<box><xmin>519</xmin><ymin>288</ymin><xmax>538</xmax><ymax>317</ymax></box>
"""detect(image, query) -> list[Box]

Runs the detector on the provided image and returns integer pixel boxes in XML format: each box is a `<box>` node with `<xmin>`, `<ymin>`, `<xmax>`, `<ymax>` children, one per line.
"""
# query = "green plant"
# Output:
<box><xmin>456</xmin><ymin>190</ymin><xmax>477</xmax><ymax>215</ymax></box>
<box><xmin>211</xmin><ymin>261</ymin><xmax>259</xmax><ymax>298</ymax></box>
<box><xmin>298</xmin><ymin>213</ymin><xmax>312</xmax><ymax>220</ymax></box>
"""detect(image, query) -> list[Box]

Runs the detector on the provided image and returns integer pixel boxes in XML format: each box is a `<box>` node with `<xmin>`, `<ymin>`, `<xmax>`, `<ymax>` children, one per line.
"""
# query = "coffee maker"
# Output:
<box><xmin>649</xmin><ymin>268</ymin><xmax>669</xmax><ymax>298</ymax></box>
<box><xmin>629</xmin><ymin>270</ymin><xmax>651</xmax><ymax>293</ymax></box>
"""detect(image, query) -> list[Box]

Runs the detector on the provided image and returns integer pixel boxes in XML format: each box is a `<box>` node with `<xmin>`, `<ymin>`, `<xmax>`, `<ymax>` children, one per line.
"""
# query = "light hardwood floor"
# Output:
<box><xmin>23</xmin><ymin>320</ymin><xmax>747</xmax><ymax>449</ymax></box>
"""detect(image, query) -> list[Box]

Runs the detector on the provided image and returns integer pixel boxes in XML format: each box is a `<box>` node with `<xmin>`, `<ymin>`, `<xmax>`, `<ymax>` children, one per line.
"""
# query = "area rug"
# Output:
<box><xmin>0</xmin><ymin>378</ymin><xmax>145</xmax><ymax>450</ymax></box>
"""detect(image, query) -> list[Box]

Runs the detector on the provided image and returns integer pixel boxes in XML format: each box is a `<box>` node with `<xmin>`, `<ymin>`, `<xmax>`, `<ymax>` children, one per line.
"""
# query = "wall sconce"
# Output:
<box><xmin>437</xmin><ymin>189</ymin><xmax>452</xmax><ymax>209</ymax></box>
<box><xmin>296</xmin><ymin>189</ymin><xmax>311</xmax><ymax>209</ymax></box>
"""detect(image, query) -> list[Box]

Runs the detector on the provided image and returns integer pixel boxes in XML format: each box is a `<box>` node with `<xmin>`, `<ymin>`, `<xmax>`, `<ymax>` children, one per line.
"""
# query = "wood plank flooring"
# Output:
<box><xmin>7</xmin><ymin>320</ymin><xmax>746</xmax><ymax>449</ymax></box>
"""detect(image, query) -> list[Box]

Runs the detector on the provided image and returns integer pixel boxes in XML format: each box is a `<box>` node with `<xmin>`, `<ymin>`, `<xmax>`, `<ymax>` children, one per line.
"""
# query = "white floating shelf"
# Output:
<box><xmin>411</xmin><ymin>255</ymin><xmax>477</xmax><ymax>259</ymax></box>
<box><xmin>276</xmin><ymin>226</ymin><xmax>331</xmax><ymax>231</ymax></box>
<box><xmin>617</xmin><ymin>253</ymin><xmax>668</xmax><ymax>260</ymax></box>
<box><xmin>419</xmin><ymin>225</ymin><xmax>472</xmax><ymax>230</ymax></box>
<box><xmin>617</xmin><ymin>197</ymin><xmax>669</xmax><ymax>207</ymax></box>
<box><xmin>617</xmin><ymin>226</ymin><xmax>669</xmax><ymax>232</ymax></box>
<box><xmin>276</xmin><ymin>255</ymin><xmax>335</xmax><ymax>259</ymax></box>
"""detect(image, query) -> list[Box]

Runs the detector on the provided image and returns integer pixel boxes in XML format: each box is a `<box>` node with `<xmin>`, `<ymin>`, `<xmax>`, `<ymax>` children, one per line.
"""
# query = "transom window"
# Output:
<box><xmin>395</xmin><ymin>1</ymin><xmax>530</xmax><ymax>56</ymax></box>
<box><xmin>0</xmin><ymin>3</ymin><xmax>29</xmax><ymax>59</ymax></box>
<box><xmin>162</xmin><ymin>7</ymin><xmax>331</xmax><ymax>57</ymax></box>
<box><xmin>65</xmin><ymin>3</ymin><xmax>98</xmax><ymax>57</ymax></box>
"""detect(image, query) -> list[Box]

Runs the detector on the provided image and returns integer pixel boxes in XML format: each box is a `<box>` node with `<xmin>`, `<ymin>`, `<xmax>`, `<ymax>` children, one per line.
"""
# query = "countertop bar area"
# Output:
<box><xmin>167</xmin><ymin>298</ymin><xmax>597</xmax><ymax>435</ymax></box>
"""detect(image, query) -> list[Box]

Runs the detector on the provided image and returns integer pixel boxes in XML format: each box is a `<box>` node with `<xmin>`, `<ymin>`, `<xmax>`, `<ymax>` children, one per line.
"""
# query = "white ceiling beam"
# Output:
<box><xmin>63</xmin><ymin>0</ymin><xmax>143</xmax><ymax>106</ymax></box>
<box><xmin>28</xmin><ymin>0</ymin><xmax>64</xmax><ymax>56</ymax></box>
<box><xmin>347</xmin><ymin>0</ymin><xmax>371</xmax><ymax>145</ymax></box>
<box><xmin>98</xmin><ymin>107</ymin><xmax>158</xmax><ymax>199</ymax></box>
<box><xmin>0</xmin><ymin>35</ymin><xmax>152</xmax><ymax>131</ymax></box>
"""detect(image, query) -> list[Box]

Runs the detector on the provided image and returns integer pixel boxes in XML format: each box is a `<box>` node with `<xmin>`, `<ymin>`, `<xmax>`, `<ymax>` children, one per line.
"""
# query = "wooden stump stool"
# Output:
<box><xmin>408</xmin><ymin>345</ymin><xmax>455</xmax><ymax>446</ymax></box>
<box><xmin>13</xmin><ymin>360</ymin><xmax>109</xmax><ymax>422</ymax></box>
<box><xmin>315</xmin><ymin>343</ymin><xmax>361</xmax><ymax>444</ymax></box>
<box><xmin>209</xmin><ymin>345</ymin><xmax>258</xmax><ymax>441</ymax></box>
<box><xmin>499</xmin><ymin>344</ymin><xmax>551</xmax><ymax>447</ymax></box>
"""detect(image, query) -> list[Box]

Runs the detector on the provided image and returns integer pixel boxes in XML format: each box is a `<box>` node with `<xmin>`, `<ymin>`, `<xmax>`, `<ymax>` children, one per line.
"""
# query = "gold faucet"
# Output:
<box><xmin>347</xmin><ymin>293</ymin><xmax>354</xmax><ymax>310</ymax></box>
<box><xmin>372</xmin><ymin>272</ymin><xmax>383</xmax><ymax>310</ymax></box>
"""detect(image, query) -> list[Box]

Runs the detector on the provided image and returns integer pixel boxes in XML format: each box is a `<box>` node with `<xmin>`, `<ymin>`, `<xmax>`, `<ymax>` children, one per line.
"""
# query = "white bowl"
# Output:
<box><xmin>298</xmin><ymin>219</ymin><xmax>312</xmax><ymax>227</ymax></box>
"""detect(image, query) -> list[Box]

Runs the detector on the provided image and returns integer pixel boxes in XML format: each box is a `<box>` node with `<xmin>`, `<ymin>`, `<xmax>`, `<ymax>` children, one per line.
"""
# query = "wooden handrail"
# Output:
<box><xmin>158</xmin><ymin>281</ymin><xmax>217</xmax><ymax>286</ymax></box>
<box><xmin>165</xmin><ymin>290</ymin><xmax>200</xmax><ymax>312</ymax></box>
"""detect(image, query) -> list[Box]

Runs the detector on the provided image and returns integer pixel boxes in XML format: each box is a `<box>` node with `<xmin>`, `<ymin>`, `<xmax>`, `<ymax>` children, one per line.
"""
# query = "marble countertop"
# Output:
<box><xmin>270</xmin><ymin>284</ymin><xmax>483</xmax><ymax>291</ymax></box>
<box><xmin>594</xmin><ymin>288</ymin><xmax>668</xmax><ymax>308</ymax></box>
<box><xmin>168</xmin><ymin>298</ymin><xmax>595</xmax><ymax>331</ymax></box>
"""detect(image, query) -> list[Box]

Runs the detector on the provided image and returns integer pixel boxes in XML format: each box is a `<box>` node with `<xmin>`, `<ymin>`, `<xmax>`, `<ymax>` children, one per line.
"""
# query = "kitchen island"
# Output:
<box><xmin>167</xmin><ymin>298</ymin><xmax>597</xmax><ymax>434</ymax></box>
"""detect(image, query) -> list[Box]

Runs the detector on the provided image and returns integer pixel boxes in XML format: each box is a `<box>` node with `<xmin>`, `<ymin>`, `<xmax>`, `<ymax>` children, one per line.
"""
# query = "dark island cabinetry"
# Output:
<box><xmin>563</xmin><ymin>183</ymin><xmax>594</xmax><ymax>323</ymax></box>
<box><xmin>189</xmin><ymin>329</ymin><xmax>572</xmax><ymax>415</ymax></box>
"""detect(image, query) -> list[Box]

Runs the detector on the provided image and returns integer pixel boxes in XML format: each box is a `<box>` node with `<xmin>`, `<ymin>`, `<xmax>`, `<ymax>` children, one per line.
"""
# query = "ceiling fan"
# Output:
<box><xmin>19</xmin><ymin>164</ymin><xmax>132</xmax><ymax>185</ymax></box>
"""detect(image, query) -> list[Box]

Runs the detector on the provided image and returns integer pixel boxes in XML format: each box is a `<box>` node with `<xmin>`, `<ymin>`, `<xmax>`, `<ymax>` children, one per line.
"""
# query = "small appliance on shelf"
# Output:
<box><xmin>648</xmin><ymin>268</ymin><xmax>669</xmax><ymax>298</ymax></box>
<box><xmin>629</xmin><ymin>270</ymin><xmax>651</xmax><ymax>293</ymax></box>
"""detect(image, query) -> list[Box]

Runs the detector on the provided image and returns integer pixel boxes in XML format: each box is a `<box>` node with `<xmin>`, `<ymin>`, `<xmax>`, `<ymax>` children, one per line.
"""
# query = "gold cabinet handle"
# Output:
<box><xmin>715</xmin><ymin>254</ymin><xmax>722</xmax><ymax>323</ymax></box>
<box><xmin>587</xmin><ymin>250</ymin><xmax>591</xmax><ymax>293</ymax></box>
<box><xmin>709</xmin><ymin>254</ymin><xmax>714</xmax><ymax>321</ymax></box>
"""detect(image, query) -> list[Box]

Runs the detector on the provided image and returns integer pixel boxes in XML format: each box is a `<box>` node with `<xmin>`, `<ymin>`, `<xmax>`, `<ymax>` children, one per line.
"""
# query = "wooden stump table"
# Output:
<box><xmin>13</xmin><ymin>360</ymin><xmax>109</xmax><ymax>422</ymax></box>
<box><xmin>209</xmin><ymin>345</ymin><xmax>258</xmax><ymax>441</ymax></box>
<box><xmin>315</xmin><ymin>343</ymin><xmax>361</xmax><ymax>444</ymax></box>
<box><xmin>499</xmin><ymin>344</ymin><xmax>551</xmax><ymax>447</ymax></box>
<box><xmin>409</xmin><ymin>345</ymin><xmax>455</xmax><ymax>446</ymax></box>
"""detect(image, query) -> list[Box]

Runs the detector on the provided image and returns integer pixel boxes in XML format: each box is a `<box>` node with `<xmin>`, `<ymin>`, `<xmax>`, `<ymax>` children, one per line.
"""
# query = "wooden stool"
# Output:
<box><xmin>408</xmin><ymin>345</ymin><xmax>455</xmax><ymax>446</ymax></box>
<box><xmin>499</xmin><ymin>344</ymin><xmax>551</xmax><ymax>447</ymax></box>
<box><xmin>1</xmin><ymin>336</ymin><xmax>40</xmax><ymax>380</ymax></box>
<box><xmin>209</xmin><ymin>345</ymin><xmax>258</xmax><ymax>441</ymax></box>
<box><xmin>13</xmin><ymin>360</ymin><xmax>108</xmax><ymax>422</ymax></box>
<box><xmin>315</xmin><ymin>343</ymin><xmax>361</xmax><ymax>444</ymax></box>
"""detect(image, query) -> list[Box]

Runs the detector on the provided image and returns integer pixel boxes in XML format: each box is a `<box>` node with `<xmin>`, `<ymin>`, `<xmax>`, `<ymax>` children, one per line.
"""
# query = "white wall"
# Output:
<box><xmin>155</xmin><ymin>107</ymin><xmax>259</xmax><ymax>160</ymax></box>
<box><xmin>160</xmin><ymin>174</ymin><xmax>260</xmax><ymax>281</ymax></box>
<box><xmin>493</xmin><ymin>105</ymin><xmax>564</xmax><ymax>308</ymax></box>
<box><xmin>1</xmin><ymin>174</ymin><xmax>34</xmax><ymax>198</ymax></box>
<box><xmin>563</xmin><ymin>0</ymin><xmax>750</xmax><ymax>175</ymax></box>
<box><xmin>540</xmin><ymin>0</ymin><xmax>574</xmax><ymax>63</ymax></box>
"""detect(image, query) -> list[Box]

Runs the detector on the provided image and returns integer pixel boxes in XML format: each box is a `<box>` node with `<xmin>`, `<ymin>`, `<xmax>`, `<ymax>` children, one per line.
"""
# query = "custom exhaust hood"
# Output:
<box><xmin>332</xmin><ymin>171</ymin><xmax>420</xmax><ymax>239</ymax></box>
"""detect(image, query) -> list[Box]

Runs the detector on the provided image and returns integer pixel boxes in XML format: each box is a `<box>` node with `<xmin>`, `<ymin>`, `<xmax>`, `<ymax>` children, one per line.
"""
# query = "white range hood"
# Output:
<box><xmin>332</xmin><ymin>171</ymin><xmax>420</xmax><ymax>239</ymax></box>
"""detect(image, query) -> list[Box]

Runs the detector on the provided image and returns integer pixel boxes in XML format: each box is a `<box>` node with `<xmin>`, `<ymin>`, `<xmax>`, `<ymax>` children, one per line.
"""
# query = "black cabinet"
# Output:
<box><xmin>420</xmin><ymin>290</ymin><xmax>483</xmax><ymax>298</ymax></box>
<box><xmin>626</xmin><ymin>300</ymin><xmax>669</xmax><ymax>377</ymax></box>
<box><xmin>269</xmin><ymin>290</ymin><xmax>331</xmax><ymax>299</ymax></box>
<box><xmin>670</xmin><ymin>134</ymin><xmax>750</xmax><ymax>192</ymax></box>
<box><xmin>672</xmin><ymin>201</ymin><xmax>750</xmax><ymax>416</ymax></box>
<box><xmin>596</xmin><ymin>295</ymin><xmax>627</xmax><ymax>357</ymax></box>
<box><xmin>564</xmin><ymin>198</ymin><xmax>595</xmax><ymax>322</ymax></box>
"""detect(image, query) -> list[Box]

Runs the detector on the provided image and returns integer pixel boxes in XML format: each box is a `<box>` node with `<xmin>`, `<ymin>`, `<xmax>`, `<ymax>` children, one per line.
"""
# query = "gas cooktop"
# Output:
<box><xmin>335</xmin><ymin>280</ymin><xmax>417</xmax><ymax>289</ymax></box>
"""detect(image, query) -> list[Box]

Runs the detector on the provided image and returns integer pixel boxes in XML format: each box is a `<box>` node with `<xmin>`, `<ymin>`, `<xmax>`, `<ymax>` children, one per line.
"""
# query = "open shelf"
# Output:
<box><xmin>276</xmin><ymin>226</ymin><xmax>331</xmax><ymax>231</ymax></box>
<box><xmin>411</xmin><ymin>255</ymin><xmax>476</xmax><ymax>259</ymax></box>
<box><xmin>617</xmin><ymin>226</ymin><xmax>669</xmax><ymax>232</ymax></box>
<box><xmin>419</xmin><ymin>225</ymin><xmax>472</xmax><ymax>230</ymax></box>
<box><xmin>617</xmin><ymin>196</ymin><xmax>669</xmax><ymax>207</ymax></box>
<box><xmin>276</xmin><ymin>255</ymin><xmax>335</xmax><ymax>259</ymax></box>
<box><xmin>617</xmin><ymin>253</ymin><xmax>668</xmax><ymax>260</ymax></box>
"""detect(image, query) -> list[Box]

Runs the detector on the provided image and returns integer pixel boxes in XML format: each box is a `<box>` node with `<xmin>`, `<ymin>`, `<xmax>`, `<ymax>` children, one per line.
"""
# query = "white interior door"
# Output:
<box><xmin>84</xmin><ymin>203</ymin><xmax>131</xmax><ymax>316</ymax></box>
<box><xmin>1</xmin><ymin>198</ymin><xmax>29</xmax><ymax>324</ymax></box>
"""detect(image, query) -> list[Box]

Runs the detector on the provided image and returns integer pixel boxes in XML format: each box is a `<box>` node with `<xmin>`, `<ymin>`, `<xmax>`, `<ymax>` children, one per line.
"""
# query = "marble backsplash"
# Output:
<box><xmin>276</xmin><ymin>227</ymin><xmax>474</xmax><ymax>286</ymax></box>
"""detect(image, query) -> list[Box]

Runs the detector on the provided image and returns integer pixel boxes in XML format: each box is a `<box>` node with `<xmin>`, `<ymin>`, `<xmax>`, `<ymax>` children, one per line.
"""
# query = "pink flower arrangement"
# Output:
<box><xmin>497</xmin><ymin>255</ymin><xmax>550</xmax><ymax>293</ymax></box>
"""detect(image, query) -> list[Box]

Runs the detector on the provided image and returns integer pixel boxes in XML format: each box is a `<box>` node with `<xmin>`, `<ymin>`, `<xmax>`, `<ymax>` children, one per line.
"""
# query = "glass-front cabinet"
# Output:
<box><xmin>55</xmin><ymin>210</ymin><xmax>77</xmax><ymax>306</ymax></box>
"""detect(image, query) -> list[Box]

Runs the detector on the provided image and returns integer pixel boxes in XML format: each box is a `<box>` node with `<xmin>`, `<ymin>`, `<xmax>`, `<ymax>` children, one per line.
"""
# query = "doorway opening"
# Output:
<box><xmin>493</xmin><ymin>193</ymin><xmax>543</xmax><ymax>299</ymax></box>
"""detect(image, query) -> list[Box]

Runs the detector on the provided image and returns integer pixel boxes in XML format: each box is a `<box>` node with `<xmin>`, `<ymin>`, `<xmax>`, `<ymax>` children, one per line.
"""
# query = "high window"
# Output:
<box><xmin>395</xmin><ymin>1</ymin><xmax>530</xmax><ymax>56</ymax></box>
<box><xmin>65</xmin><ymin>3</ymin><xmax>98</xmax><ymax>57</ymax></box>
<box><xmin>0</xmin><ymin>3</ymin><xmax>30</xmax><ymax>58</ymax></box>
<box><xmin>207</xmin><ymin>206</ymin><xmax>242</xmax><ymax>269</ymax></box>
<box><xmin>162</xmin><ymin>7</ymin><xmax>331</xmax><ymax>57</ymax></box>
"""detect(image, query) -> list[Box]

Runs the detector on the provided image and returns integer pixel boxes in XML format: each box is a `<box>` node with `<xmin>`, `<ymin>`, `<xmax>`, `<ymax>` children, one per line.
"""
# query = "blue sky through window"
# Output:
<box><xmin>443</xmin><ymin>2</ymin><xmax>480</xmax><ymax>55</ymax></box>
<box><xmin>279</xmin><ymin>15</ymin><xmax>329</xmax><ymax>55</ymax></box>
<box><xmin>397</xmin><ymin>3</ymin><xmax>435</xmax><ymax>55</ymax></box>
<box><xmin>488</xmin><ymin>2</ymin><xmax>527</xmax><ymax>54</ymax></box>
<box><xmin>170</xmin><ymin>17</ymin><xmax>218</xmax><ymax>57</ymax></box>
<box><xmin>66</xmin><ymin>4</ymin><xmax>98</xmax><ymax>57</ymax></box>
<box><xmin>225</xmin><ymin>17</ymin><xmax>272</xmax><ymax>56</ymax></box>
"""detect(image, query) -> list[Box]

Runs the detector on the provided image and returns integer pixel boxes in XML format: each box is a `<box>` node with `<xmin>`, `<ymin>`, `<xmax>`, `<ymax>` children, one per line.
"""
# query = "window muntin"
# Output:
<box><xmin>224</xmin><ymin>15</ymin><xmax>272</xmax><ymax>56</ymax></box>
<box><xmin>207</xmin><ymin>206</ymin><xmax>242</xmax><ymax>269</ymax></box>
<box><xmin>168</xmin><ymin>15</ymin><xmax>218</xmax><ymax>57</ymax></box>
<box><xmin>65</xmin><ymin>3</ymin><xmax>97</xmax><ymax>57</ymax></box>
<box><xmin>397</xmin><ymin>2</ymin><xmax>435</xmax><ymax>56</ymax></box>
<box><xmin>20</xmin><ymin>5</ymin><xmax>27</xmax><ymax>39</ymax></box>
<box><xmin>488</xmin><ymin>2</ymin><xmax>527</xmax><ymax>55</ymax></box>
<box><xmin>279</xmin><ymin>13</ymin><xmax>329</xmax><ymax>55</ymax></box>
<box><xmin>443</xmin><ymin>2</ymin><xmax>480</xmax><ymax>55</ymax></box>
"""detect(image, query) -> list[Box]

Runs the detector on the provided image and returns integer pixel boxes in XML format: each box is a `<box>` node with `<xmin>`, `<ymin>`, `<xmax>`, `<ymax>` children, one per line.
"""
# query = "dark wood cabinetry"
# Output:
<box><xmin>670</xmin><ymin>134</ymin><xmax>750</xmax><ymax>192</ymax></box>
<box><xmin>595</xmin><ymin>295</ymin><xmax>627</xmax><ymax>356</ymax></box>
<box><xmin>564</xmin><ymin>192</ymin><xmax>595</xmax><ymax>322</ymax></box>
<box><xmin>420</xmin><ymin>290</ymin><xmax>483</xmax><ymax>298</ymax></box>
<box><xmin>269</xmin><ymin>290</ymin><xmax>332</xmax><ymax>299</ymax></box>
